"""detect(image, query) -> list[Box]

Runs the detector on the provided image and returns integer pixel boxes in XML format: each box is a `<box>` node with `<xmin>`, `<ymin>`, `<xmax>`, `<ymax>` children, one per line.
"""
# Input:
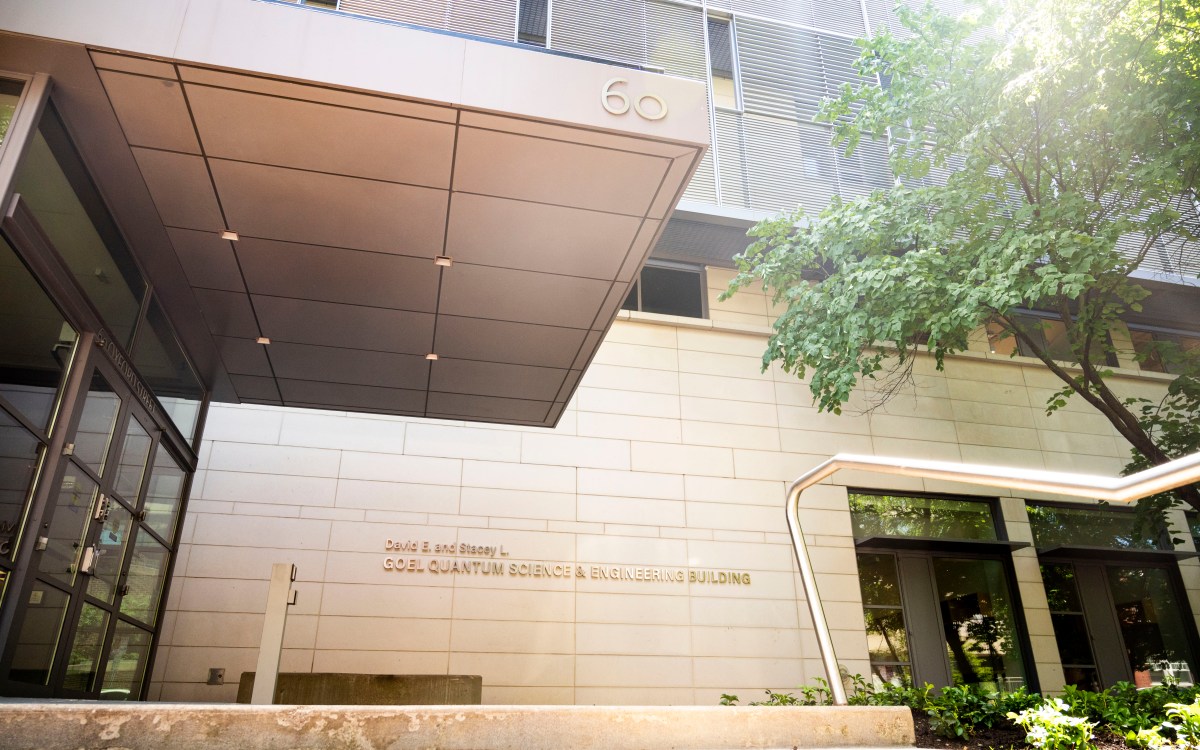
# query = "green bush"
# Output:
<box><xmin>1008</xmin><ymin>698</ymin><xmax>1095</xmax><ymax>750</ymax></box>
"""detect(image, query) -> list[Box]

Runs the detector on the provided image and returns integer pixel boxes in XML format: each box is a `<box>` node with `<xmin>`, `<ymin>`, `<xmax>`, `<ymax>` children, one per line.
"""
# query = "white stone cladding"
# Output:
<box><xmin>153</xmin><ymin>268</ymin><xmax>1188</xmax><ymax>704</ymax></box>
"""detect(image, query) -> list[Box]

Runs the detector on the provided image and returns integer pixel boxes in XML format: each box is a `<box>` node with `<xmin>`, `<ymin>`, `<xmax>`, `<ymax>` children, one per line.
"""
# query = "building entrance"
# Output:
<box><xmin>0</xmin><ymin>350</ymin><xmax>185</xmax><ymax>699</ymax></box>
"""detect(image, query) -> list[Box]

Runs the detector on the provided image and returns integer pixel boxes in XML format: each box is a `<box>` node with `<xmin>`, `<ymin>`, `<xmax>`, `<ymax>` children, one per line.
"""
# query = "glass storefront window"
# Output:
<box><xmin>12</xmin><ymin>106</ymin><xmax>145</xmax><ymax>349</ymax></box>
<box><xmin>85</xmin><ymin>502</ymin><xmax>133</xmax><ymax>605</ymax></box>
<box><xmin>0</xmin><ymin>407</ymin><xmax>43</xmax><ymax>563</ymax></box>
<box><xmin>0</xmin><ymin>78</ymin><xmax>23</xmax><ymax>149</ymax></box>
<box><xmin>37</xmin><ymin>464</ymin><xmax>99</xmax><ymax>586</ymax></box>
<box><xmin>9</xmin><ymin>581</ymin><xmax>70</xmax><ymax>685</ymax></box>
<box><xmin>1042</xmin><ymin>563</ymin><xmax>1101</xmax><ymax>691</ymax></box>
<box><xmin>858</xmin><ymin>553</ymin><xmax>913</xmax><ymax>686</ymax></box>
<box><xmin>933</xmin><ymin>558</ymin><xmax>1027</xmax><ymax>692</ymax></box>
<box><xmin>143</xmin><ymin>444</ymin><xmax>186</xmax><ymax>540</ymax></box>
<box><xmin>850</xmin><ymin>493</ymin><xmax>998</xmax><ymax>540</ymax></box>
<box><xmin>119</xmin><ymin>533</ymin><xmax>169</xmax><ymax>626</ymax></box>
<box><xmin>111</xmin><ymin>418</ymin><xmax>152</xmax><ymax>504</ymax></box>
<box><xmin>62</xmin><ymin>603</ymin><xmax>109</xmax><ymax>692</ymax></box>
<box><xmin>1027</xmin><ymin>503</ymin><xmax>1170</xmax><ymax>551</ymax></box>
<box><xmin>101</xmin><ymin>621</ymin><xmax>153</xmax><ymax>700</ymax></box>
<box><xmin>1108</xmin><ymin>566</ymin><xmax>1195</xmax><ymax>687</ymax></box>
<box><xmin>73</xmin><ymin>371</ymin><xmax>120</xmax><ymax>476</ymax></box>
<box><xmin>132</xmin><ymin>297</ymin><xmax>204</xmax><ymax>443</ymax></box>
<box><xmin>0</xmin><ymin>236</ymin><xmax>78</xmax><ymax>432</ymax></box>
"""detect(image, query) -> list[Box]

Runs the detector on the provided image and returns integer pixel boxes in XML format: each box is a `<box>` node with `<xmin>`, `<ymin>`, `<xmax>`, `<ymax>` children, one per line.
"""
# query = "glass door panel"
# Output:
<box><xmin>101</xmin><ymin>621</ymin><xmax>152</xmax><ymax>700</ymax></box>
<box><xmin>37</xmin><ymin>464</ymin><xmax>99</xmax><ymax>585</ymax></box>
<box><xmin>1107</xmin><ymin>566</ymin><xmax>1196</xmax><ymax>687</ymax></box>
<box><xmin>85</xmin><ymin>502</ymin><xmax>133</xmax><ymax>604</ymax></box>
<box><xmin>858</xmin><ymin>552</ymin><xmax>914</xmax><ymax>685</ymax></box>
<box><xmin>0</xmin><ymin>407</ymin><xmax>44</xmax><ymax>561</ymax></box>
<box><xmin>1042</xmin><ymin>563</ymin><xmax>1101</xmax><ymax>690</ymax></box>
<box><xmin>119</xmin><ymin>534</ymin><xmax>169</xmax><ymax>626</ymax></box>
<box><xmin>8</xmin><ymin>581</ymin><xmax>70</xmax><ymax>685</ymax></box>
<box><xmin>932</xmin><ymin>558</ymin><xmax>1027</xmax><ymax>691</ymax></box>
<box><xmin>62</xmin><ymin>603</ymin><xmax>108</xmax><ymax>692</ymax></box>
<box><xmin>143</xmin><ymin>444</ymin><xmax>185</xmax><ymax>539</ymax></box>
<box><xmin>111</xmin><ymin>417</ymin><xmax>151</xmax><ymax>503</ymax></box>
<box><xmin>73</xmin><ymin>372</ymin><xmax>120</xmax><ymax>474</ymax></box>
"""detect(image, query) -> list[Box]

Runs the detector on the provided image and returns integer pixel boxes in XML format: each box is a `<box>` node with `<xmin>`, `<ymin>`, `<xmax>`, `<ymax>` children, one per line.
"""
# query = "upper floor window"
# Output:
<box><xmin>621</xmin><ymin>261</ymin><xmax>706</xmax><ymax>319</ymax></box>
<box><xmin>849</xmin><ymin>492</ymin><xmax>999</xmax><ymax>541</ymax></box>
<box><xmin>518</xmin><ymin>0</ymin><xmax>548</xmax><ymax>47</ymax></box>
<box><xmin>1027</xmin><ymin>503</ymin><xmax>1172</xmax><ymax>551</ymax></box>
<box><xmin>707</xmin><ymin>16</ymin><xmax>740</xmax><ymax>110</ymax></box>
<box><xmin>1129</xmin><ymin>327</ymin><xmax>1200</xmax><ymax>375</ymax></box>
<box><xmin>985</xmin><ymin>312</ymin><xmax>1116</xmax><ymax>368</ymax></box>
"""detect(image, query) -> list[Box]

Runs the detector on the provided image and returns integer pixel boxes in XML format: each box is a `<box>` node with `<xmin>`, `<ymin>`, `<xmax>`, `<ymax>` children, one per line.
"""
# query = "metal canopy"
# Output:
<box><xmin>0</xmin><ymin>0</ymin><xmax>708</xmax><ymax>427</ymax></box>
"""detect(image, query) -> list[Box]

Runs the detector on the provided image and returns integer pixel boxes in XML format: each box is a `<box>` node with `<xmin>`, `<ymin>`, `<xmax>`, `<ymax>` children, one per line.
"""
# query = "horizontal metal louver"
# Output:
<box><xmin>865</xmin><ymin>0</ymin><xmax>997</xmax><ymax>41</ymax></box>
<box><xmin>646</xmin><ymin>0</ymin><xmax>708</xmax><ymax>80</ymax></box>
<box><xmin>833</xmin><ymin>134</ymin><xmax>892</xmax><ymax>198</ymax></box>
<box><xmin>338</xmin><ymin>0</ymin><xmax>517</xmax><ymax>40</ymax></box>
<box><xmin>549</xmin><ymin>0</ymin><xmax>647</xmax><ymax>66</ymax></box>
<box><xmin>448</xmin><ymin>0</ymin><xmax>518</xmax><ymax>40</ymax></box>
<box><xmin>735</xmin><ymin>16</ymin><xmax>869</xmax><ymax>122</ymax></box>
<box><xmin>683</xmin><ymin>150</ymin><xmax>718</xmax><ymax>204</ymax></box>
<box><xmin>742</xmin><ymin>114</ymin><xmax>818</xmax><ymax>213</ymax></box>
<box><xmin>730</xmin><ymin>0</ymin><xmax>865</xmax><ymax>37</ymax></box>
<box><xmin>715</xmin><ymin>110</ymin><xmax>750</xmax><ymax>208</ymax></box>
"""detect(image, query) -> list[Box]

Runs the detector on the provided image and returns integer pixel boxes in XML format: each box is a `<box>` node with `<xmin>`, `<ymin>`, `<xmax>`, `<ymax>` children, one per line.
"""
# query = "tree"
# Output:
<box><xmin>724</xmin><ymin>0</ymin><xmax>1200</xmax><ymax>511</ymax></box>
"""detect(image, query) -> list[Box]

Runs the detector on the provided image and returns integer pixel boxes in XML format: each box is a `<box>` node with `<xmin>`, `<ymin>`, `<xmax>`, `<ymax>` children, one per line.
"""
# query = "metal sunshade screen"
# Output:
<box><xmin>865</xmin><ymin>0</ymin><xmax>998</xmax><ymax>41</ymax></box>
<box><xmin>647</xmin><ymin>1</ymin><xmax>708</xmax><ymax>79</ymax></box>
<box><xmin>735</xmin><ymin>17</ymin><xmax>867</xmax><ymax>123</ymax></box>
<box><xmin>339</xmin><ymin>0</ymin><xmax>448</xmax><ymax>29</ymax></box>
<box><xmin>338</xmin><ymin>0</ymin><xmax>518</xmax><ymax>40</ymax></box>
<box><xmin>742</xmin><ymin>115</ymin><xmax>808</xmax><ymax>213</ymax></box>
<box><xmin>715</xmin><ymin>110</ymin><xmax>750</xmax><ymax>208</ymax></box>
<box><xmin>730</xmin><ymin>0</ymin><xmax>865</xmax><ymax>37</ymax></box>
<box><xmin>650</xmin><ymin>218</ymin><xmax>756</xmax><ymax>266</ymax></box>
<box><xmin>683</xmin><ymin>150</ymin><xmax>718</xmax><ymax>204</ymax></box>
<box><xmin>549</xmin><ymin>0</ymin><xmax>648</xmax><ymax>66</ymax></box>
<box><xmin>450</xmin><ymin>0</ymin><xmax>519</xmax><ymax>39</ymax></box>
<box><xmin>833</xmin><ymin>134</ymin><xmax>892</xmax><ymax>198</ymax></box>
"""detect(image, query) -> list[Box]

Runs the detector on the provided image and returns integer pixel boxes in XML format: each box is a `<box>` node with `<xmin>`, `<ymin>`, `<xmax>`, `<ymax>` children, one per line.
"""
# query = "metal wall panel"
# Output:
<box><xmin>549</xmin><ymin>0</ymin><xmax>648</xmax><ymax>66</ymax></box>
<box><xmin>730</xmin><ymin>0</ymin><xmax>865</xmax><ymax>37</ymax></box>
<box><xmin>715</xmin><ymin>109</ymin><xmax>750</xmax><ymax>208</ymax></box>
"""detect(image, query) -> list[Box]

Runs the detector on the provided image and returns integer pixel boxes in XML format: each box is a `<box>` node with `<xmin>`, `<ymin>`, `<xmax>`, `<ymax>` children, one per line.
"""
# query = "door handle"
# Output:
<box><xmin>79</xmin><ymin>545</ymin><xmax>97</xmax><ymax>575</ymax></box>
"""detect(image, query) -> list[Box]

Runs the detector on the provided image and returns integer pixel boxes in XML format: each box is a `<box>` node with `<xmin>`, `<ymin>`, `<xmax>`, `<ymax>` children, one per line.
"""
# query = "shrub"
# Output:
<box><xmin>1008</xmin><ymin>698</ymin><xmax>1096</xmax><ymax>750</ymax></box>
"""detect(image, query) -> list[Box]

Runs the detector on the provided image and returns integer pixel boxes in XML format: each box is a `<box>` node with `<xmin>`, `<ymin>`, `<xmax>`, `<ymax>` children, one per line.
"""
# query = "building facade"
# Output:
<box><xmin>0</xmin><ymin>0</ymin><xmax>1198</xmax><ymax>705</ymax></box>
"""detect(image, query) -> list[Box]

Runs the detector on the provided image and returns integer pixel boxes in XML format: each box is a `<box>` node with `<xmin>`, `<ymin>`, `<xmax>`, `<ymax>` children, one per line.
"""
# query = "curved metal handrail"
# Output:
<box><xmin>785</xmin><ymin>451</ymin><xmax>1200</xmax><ymax>705</ymax></box>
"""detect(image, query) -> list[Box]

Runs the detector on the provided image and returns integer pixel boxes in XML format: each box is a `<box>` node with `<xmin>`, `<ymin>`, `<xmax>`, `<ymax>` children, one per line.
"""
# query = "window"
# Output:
<box><xmin>517</xmin><ymin>0</ymin><xmax>548</xmax><ymax>47</ymax></box>
<box><xmin>1129</xmin><ymin>327</ymin><xmax>1200</xmax><ymax>375</ymax></box>
<box><xmin>851</xmin><ymin>492</ymin><xmax>1030</xmax><ymax>692</ymax></box>
<box><xmin>707</xmin><ymin>16</ymin><xmax>740</xmax><ymax>110</ymax></box>
<box><xmin>621</xmin><ymin>262</ymin><xmax>706</xmax><ymax>319</ymax></box>
<box><xmin>0</xmin><ymin>78</ymin><xmax>25</xmax><ymax>151</ymax></box>
<box><xmin>985</xmin><ymin>312</ymin><xmax>1116</xmax><ymax>367</ymax></box>
<box><xmin>1027</xmin><ymin>503</ymin><xmax>1171</xmax><ymax>551</ymax></box>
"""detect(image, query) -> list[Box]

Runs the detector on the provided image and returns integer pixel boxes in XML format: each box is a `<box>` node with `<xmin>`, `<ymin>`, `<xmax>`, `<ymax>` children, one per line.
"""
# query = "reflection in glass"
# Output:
<box><xmin>63</xmin><ymin>603</ymin><xmax>108</xmax><ymax>692</ymax></box>
<box><xmin>0</xmin><ymin>78</ymin><xmax>24</xmax><ymax>148</ymax></box>
<box><xmin>74</xmin><ymin>371</ymin><xmax>120</xmax><ymax>475</ymax></box>
<box><xmin>933</xmin><ymin>558</ymin><xmax>1026</xmax><ymax>691</ymax></box>
<box><xmin>101</xmin><ymin>621</ymin><xmax>152</xmax><ymax>700</ymax></box>
<box><xmin>0</xmin><ymin>235</ymin><xmax>78</xmax><ymax>431</ymax></box>
<box><xmin>1028</xmin><ymin>504</ymin><xmax>1169</xmax><ymax>551</ymax></box>
<box><xmin>38</xmin><ymin>464</ymin><xmax>98</xmax><ymax>585</ymax></box>
<box><xmin>10</xmin><ymin>581</ymin><xmax>70</xmax><ymax>685</ymax></box>
<box><xmin>143</xmin><ymin>444</ymin><xmax>185</xmax><ymax>540</ymax></box>
<box><xmin>1107</xmin><ymin>566</ymin><xmax>1196</xmax><ymax>687</ymax></box>
<box><xmin>120</xmin><ymin>533</ymin><xmax>169</xmax><ymax>626</ymax></box>
<box><xmin>850</xmin><ymin>494</ymin><xmax>997</xmax><ymax>541</ymax></box>
<box><xmin>12</xmin><ymin>106</ymin><xmax>145</xmax><ymax>348</ymax></box>
<box><xmin>132</xmin><ymin>298</ymin><xmax>204</xmax><ymax>443</ymax></box>
<box><xmin>86</xmin><ymin>502</ymin><xmax>133</xmax><ymax>604</ymax></box>
<box><xmin>858</xmin><ymin>553</ymin><xmax>912</xmax><ymax>686</ymax></box>
<box><xmin>112</xmin><ymin>418</ymin><xmax>152</xmax><ymax>504</ymax></box>
<box><xmin>0</xmin><ymin>407</ymin><xmax>43</xmax><ymax>561</ymax></box>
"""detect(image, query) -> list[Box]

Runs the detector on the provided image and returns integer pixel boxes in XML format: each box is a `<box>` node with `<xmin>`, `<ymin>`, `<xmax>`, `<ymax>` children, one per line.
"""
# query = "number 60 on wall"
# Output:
<box><xmin>602</xmin><ymin>78</ymin><xmax>668</xmax><ymax>121</ymax></box>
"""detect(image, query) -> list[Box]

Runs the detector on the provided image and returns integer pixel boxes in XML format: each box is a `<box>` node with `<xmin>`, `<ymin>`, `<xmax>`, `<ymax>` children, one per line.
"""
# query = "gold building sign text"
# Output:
<box><xmin>381</xmin><ymin>538</ymin><xmax>751</xmax><ymax>585</ymax></box>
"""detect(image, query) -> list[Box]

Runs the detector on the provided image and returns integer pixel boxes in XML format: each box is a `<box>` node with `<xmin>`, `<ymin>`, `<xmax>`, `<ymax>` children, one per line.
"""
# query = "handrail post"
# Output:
<box><xmin>251</xmin><ymin>562</ymin><xmax>297</xmax><ymax>705</ymax></box>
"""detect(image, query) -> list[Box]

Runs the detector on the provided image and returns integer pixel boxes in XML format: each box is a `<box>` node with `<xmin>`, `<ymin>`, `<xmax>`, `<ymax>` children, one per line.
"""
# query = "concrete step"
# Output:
<box><xmin>0</xmin><ymin>702</ymin><xmax>914</xmax><ymax>750</ymax></box>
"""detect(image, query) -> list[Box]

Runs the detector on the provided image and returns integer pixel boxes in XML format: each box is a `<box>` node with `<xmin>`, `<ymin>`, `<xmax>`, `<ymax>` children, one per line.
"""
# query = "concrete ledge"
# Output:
<box><xmin>0</xmin><ymin>703</ymin><xmax>915</xmax><ymax>750</ymax></box>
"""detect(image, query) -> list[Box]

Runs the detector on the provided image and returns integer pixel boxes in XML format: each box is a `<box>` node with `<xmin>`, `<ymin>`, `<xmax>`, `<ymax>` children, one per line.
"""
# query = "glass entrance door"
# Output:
<box><xmin>1</xmin><ymin>355</ymin><xmax>185</xmax><ymax>699</ymax></box>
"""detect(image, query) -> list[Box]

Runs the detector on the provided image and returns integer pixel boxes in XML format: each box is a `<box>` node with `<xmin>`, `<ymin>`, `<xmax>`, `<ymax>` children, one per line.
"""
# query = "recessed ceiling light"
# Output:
<box><xmin>425</xmin><ymin>353</ymin><xmax>438</xmax><ymax>361</ymax></box>
<box><xmin>256</xmin><ymin>337</ymin><xmax>270</xmax><ymax>345</ymax></box>
<box><xmin>221</xmin><ymin>230</ymin><xmax>239</xmax><ymax>241</ymax></box>
<box><xmin>434</xmin><ymin>255</ymin><xmax>453</xmax><ymax>267</ymax></box>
